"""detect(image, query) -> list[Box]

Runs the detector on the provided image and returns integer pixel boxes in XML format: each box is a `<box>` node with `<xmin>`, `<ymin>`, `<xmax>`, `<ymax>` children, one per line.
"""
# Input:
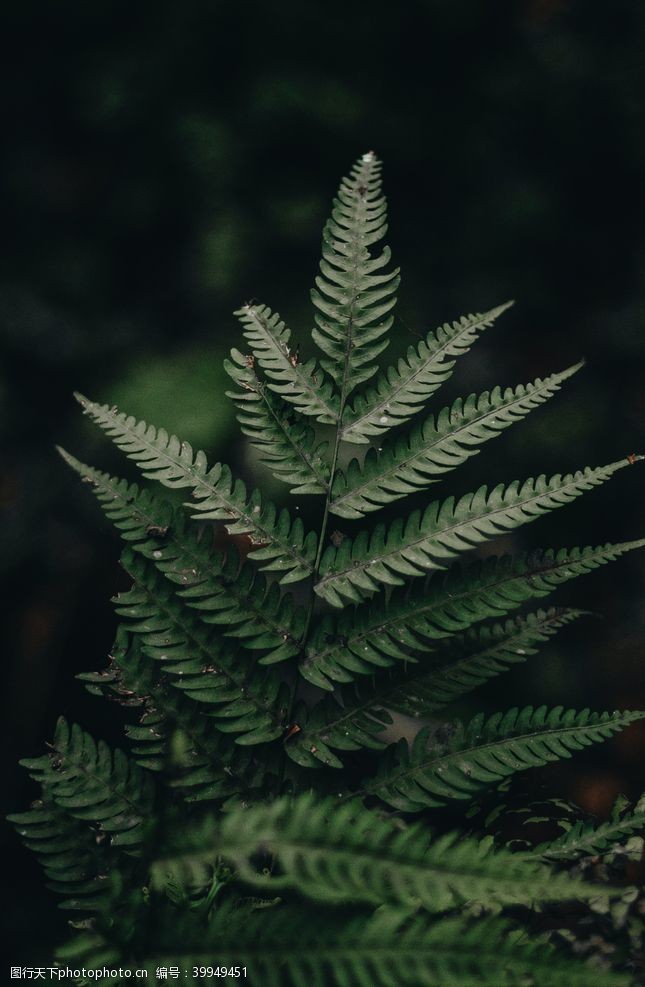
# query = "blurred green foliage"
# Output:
<box><xmin>2</xmin><ymin>0</ymin><xmax>645</xmax><ymax>961</ymax></box>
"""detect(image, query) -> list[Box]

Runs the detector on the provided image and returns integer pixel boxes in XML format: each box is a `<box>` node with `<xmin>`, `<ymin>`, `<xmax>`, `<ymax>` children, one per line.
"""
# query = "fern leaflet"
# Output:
<box><xmin>288</xmin><ymin>608</ymin><xmax>584</xmax><ymax>768</ymax></box>
<box><xmin>8</xmin><ymin>799</ymin><xmax>120</xmax><ymax>911</ymax></box>
<box><xmin>341</xmin><ymin>301</ymin><xmax>513</xmax><ymax>444</ymax></box>
<box><xmin>533</xmin><ymin>792</ymin><xmax>645</xmax><ymax>861</ymax></box>
<box><xmin>19</xmin><ymin>719</ymin><xmax>155</xmax><ymax>853</ymax></box>
<box><xmin>331</xmin><ymin>363</ymin><xmax>582</xmax><ymax>518</ymax></box>
<box><xmin>59</xmin><ymin>451</ymin><xmax>306</xmax><ymax>662</ymax></box>
<box><xmin>225</xmin><ymin>348</ymin><xmax>330</xmax><ymax>494</ymax></box>
<box><xmin>316</xmin><ymin>458</ymin><xmax>640</xmax><ymax>606</ymax></box>
<box><xmin>116</xmin><ymin>549</ymin><xmax>290</xmax><ymax>745</ymax></box>
<box><xmin>80</xmin><ymin>633</ymin><xmax>276</xmax><ymax>805</ymax></box>
<box><xmin>73</xmin><ymin>395</ymin><xmax>316</xmax><ymax>583</ymax></box>
<box><xmin>362</xmin><ymin>706</ymin><xmax>645</xmax><ymax>811</ymax></box>
<box><xmin>302</xmin><ymin>539</ymin><xmax>645</xmax><ymax>689</ymax></box>
<box><xmin>234</xmin><ymin>304</ymin><xmax>339</xmax><ymax>424</ymax></box>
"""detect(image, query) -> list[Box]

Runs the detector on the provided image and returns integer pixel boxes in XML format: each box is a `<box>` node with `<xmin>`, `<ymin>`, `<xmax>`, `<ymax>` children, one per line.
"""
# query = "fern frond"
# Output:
<box><xmin>225</xmin><ymin>348</ymin><xmax>330</xmax><ymax>494</ymax></box>
<box><xmin>59</xmin><ymin>452</ymin><xmax>307</xmax><ymax>664</ymax></box>
<box><xmin>152</xmin><ymin>793</ymin><xmax>603</xmax><ymax>913</ymax></box>
<box><xmin>131</xmin><ymin>904</ymin><xmax>627</xmax><ymax>987</ymax></box>
<box><xmin>8</xmin><ymin>799</ymin><xmax>118</xmax><ymax>911</ymax></box>
<box><xmin>341</xmin><ymin>301</ymin><xmax>513</xmax><ymax>444</ymax></box>
<box><xmin>302</xmin><ymin>539</ymin><xmax>645</xmax><ymax>689</ymax></box>
<box><xmin>115</xmin><ymin>549</ymin><xmax>289</xmax><ymax>745</ymax></box>
<box><xmin>80</xmin><ymin>633</ymin><xmax>276</xmax><ymax>805</ymax></box>
<box><xmin>289</xmin><ymin>608</ymin><xmax>583</xmax><ymax>768</ymax></box>
<box><xmin>331</xmin><ymin>363</ymin><xmax>582</xmax><ymax>518</ymax></box>
<box><xmin>533</xmin><ymin>793</ymin><xmax>645</xmax><ymax>861</ymax></box>
<box><xmin>311</xmin><ymin>151</ymin><xmax>400</xmax><ymax>396</ymax></box>
<box><xmin>72</xmin><ymin>397</ymin><xmax>316</xmax><ymax>583</ymax></box>
<box><xmin>316</xmin><ymin>458</ymin><xmax>640</xmax><ymax>606</ymax></box>
<box><xmin>234</xmin><ymin>303</ymin><xmax>339</xmax><ymax>424</ymax></box>
<box><xmin>19</xmin><ymin>719</ymin><xmax>155</xmax><ymax>853</ymax></box>
<box><xmin>362</xmin><ymin>707</ymin><xmax>645</xmax><ymax>812</ymax></box>
<box><xmin>387</xmin><ymin>606</ymin><xmax>586</xmax><ymax>717</ymax></box>
<box><xmin>284</xmin><ymin>689</ymin><xmax>390</xmax><ymax>769</ymax></box>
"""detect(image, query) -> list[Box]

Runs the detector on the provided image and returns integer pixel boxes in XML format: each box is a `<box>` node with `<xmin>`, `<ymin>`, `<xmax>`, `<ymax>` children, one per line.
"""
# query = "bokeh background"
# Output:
<box><xmin>2</xmin><ymin>0</ymin><xmax>645</xmax><ymax>961</ymax></box>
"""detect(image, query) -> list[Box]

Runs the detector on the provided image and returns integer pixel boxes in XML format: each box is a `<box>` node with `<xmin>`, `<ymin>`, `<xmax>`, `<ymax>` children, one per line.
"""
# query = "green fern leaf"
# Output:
<box><xmin>72</xmin><ymin>396</ymin><xmax>316</xmax><ymax>583</ymax></box>
<box><xmin>386</xmin><ymin>606</ymin><xmax>586</xmax><ymax>717</ymax></box>
<box><xmin>302</xmin><ymin>539</ymin><xmax>645</xmax><ymax>690</ymax></box>
<box><xmin>341</xmin><ymin>301</ymin><xmax>513</xmax><ymax>445</ymax></box>
<box><xmin>80</xmin><ymin>633</ymin><xmax>276</xmax><ymax>805</ymax></box>
<box><xmin>533</xmin><ymin>792</ymin><xmax>645</xmax><ymax>861</ymax></box>
<box><xmin>225</xmin><ymin>348</ymin><xmax>330</xmax><ymax>494</ymax></box>
<box><xmin>59</xmin><ymin>452</ymin><xmax>306</xmax><ymax>662</ymax></box>
<box><xmin>234</xmin><ymin>303</ymin><xmax>339</xmax><ymax>424</ymax></box>
<box><xmin>8</xmin><ymin>799</ymin><xmax>120</xmax><ymax>911</ymax></box>
<box><xmin>19</xmin><ymin>719</ymin><xmax>155</xmax><ymax>853</ymax></box>
<box><xmin>332</xmin><ymin>363</ymin><xmax>582</xmax><ymax>518</ymax></box>
<box><xmin>289</xmin><ymin>608</ymin><xmax>583</xmax><ymax>768</ymax></box>
<box><xmin>130</xmin><ymin>904</ymin><xmax>627</xmax><ymax>987</ymax></box>
<box><xmin>362</xmin><ymin>707</ymin><xmax>645</xmax><ymax>812</ymax></box>
<box><xmin>311</xmin><ymin>151</ymin><xmax>400</xmax><ymax>396</ymax></box>
<box><xmin>152</xmin><ymin>793</ymin><xmax>604</xmax><ymax>913</ymax></box>
<box><xmin>316</xmin><ymin>458</ymin><xmax>640</xmax><ymax>606</ymax></box>
<box><xmin>115</xmin><ymin>549</ymin><xmax>290</xmax><ymax>745</ymax></box>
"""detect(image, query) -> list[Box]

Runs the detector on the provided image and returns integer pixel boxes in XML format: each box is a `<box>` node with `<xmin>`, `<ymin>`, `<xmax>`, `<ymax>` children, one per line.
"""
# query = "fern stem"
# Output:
<box><xmin>277</xmin><ymin>398</ymin><xmax>346</xmax><ymax>797</ymax></box>
<box><xmin>278</xmin><ymin>173</ymin><xmax>370</xmax><ymax>791</ymax></box>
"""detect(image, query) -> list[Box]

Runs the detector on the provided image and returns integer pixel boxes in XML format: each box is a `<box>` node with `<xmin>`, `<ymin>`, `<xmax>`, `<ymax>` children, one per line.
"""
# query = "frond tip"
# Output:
<box><xmin>311</xmin><ymin>151</ymin><xmax>400</xmax><ymax>397</ymax></box>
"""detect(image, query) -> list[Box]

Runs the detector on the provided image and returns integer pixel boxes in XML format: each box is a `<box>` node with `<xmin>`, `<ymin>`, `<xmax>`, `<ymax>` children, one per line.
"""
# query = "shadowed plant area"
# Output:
<box><xmin>9</xmin><ymin>155</ymin><xmax>645</xmax><ymax>984</ymax></box>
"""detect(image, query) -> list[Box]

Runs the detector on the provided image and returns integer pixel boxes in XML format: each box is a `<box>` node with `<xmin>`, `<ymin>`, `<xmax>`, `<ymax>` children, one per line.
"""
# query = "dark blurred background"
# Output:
<box><xmin>2</xmin><ymin>0</ymin><xmax>645</xmax><ymax>962</ymax></box>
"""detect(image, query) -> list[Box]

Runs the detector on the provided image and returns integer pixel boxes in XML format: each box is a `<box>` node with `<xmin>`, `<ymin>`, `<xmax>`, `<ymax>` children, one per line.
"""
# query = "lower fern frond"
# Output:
<box><xmin>19</xmin><ymin>719</ymin><xmax>156</xmax><ymax>853</ymax></box>
<box><xmin>362</xmin><ymin>707</ymin><xmax>645</xmax><ymax>812</ymax></box>
<box><xmin>533</xmin><ymin>792</ymin><xmax>645</xmax><ymax>861</ymax></box>
<box><xmin>127</xmin><ymin>904</ymin><xmax>627</xmax><ymax>986</ymax></box>
<box><xmin>302</xmin><ymin>540</ymin><xmax>645</xmax><ymax>690</ymax></box>
<box><xmin>80</xmin><ymin>634</ymin><xmax>277</xmax><ymax>805</ymax></box>
<box><xmin>288</xmin><ymin>608</ymin><xmax>583</xmax><ymax>769</ymax></box>
<box><xmin>116</xmin><ymin>550</ymin><xmax>289</xmax><ymax>745</ymax></box>
<box><xmin>8</xmin><ymin>797</ymin><xmax>119</xmax><ymax>912</ymax></box>
<box><xmin>151</xmin><ymin>794</ymin><xmax>605</xmax><ymax>914</ymax></box>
